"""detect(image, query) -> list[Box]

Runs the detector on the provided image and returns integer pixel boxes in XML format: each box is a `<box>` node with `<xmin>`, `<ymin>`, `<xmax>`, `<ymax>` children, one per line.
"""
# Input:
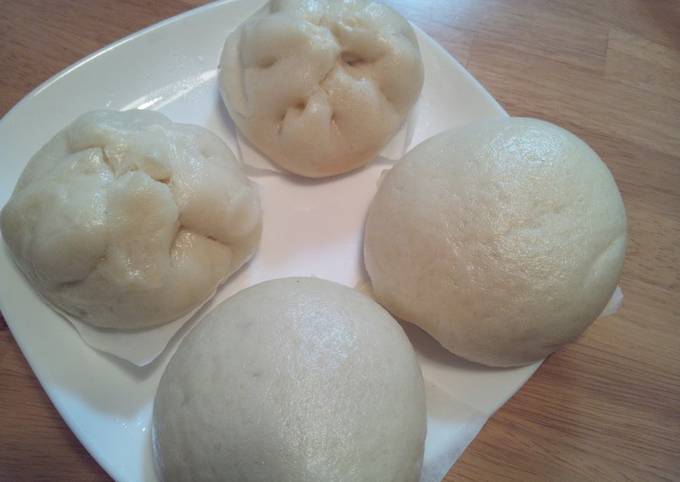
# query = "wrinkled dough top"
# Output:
<box><xmin>364</xmin><ymin>117</ymin><xmax>627</xmax><ymax>367</ymax></box>
<box><xmin>1</xmin><ymin>110</ymin><xmax>262</xmax><ymax>329</ymax></box>
<box><xmin>219</xmin><ymin>0</ymin><xmax>424</xmax><ymax>177</ymax></box>
<box><xmin>153</xmin><ymin>277</ymin><xmax>426</xmax><ymax>482</ymax></box>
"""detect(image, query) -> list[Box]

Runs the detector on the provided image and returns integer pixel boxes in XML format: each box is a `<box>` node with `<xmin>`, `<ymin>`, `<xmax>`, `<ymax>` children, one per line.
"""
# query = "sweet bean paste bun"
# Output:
<box><xmin>153</xmin><ymin>277</ymin><xmax>426</xmax><ymax>482</ymax></box>
<box><xmin>364</xmin><ymin>117</ymin><xmax>627</xmax><ymax>367</ymax></box>
<box><xmin>219</xmin><ymin>0</ymin><xmax>424</xmax><ymax>178</ymax></box>
<box><xmin>0</xmin><ymin>110</ymin><xmax>262</xmax><ymax>330</ymax></box>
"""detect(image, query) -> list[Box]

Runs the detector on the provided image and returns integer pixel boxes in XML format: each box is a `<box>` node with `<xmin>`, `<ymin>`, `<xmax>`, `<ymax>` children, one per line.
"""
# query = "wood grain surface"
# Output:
<box><xmin>1</xmin><ymin>1</ymin><xmax>679</xmax><ymax>481</ymax></box>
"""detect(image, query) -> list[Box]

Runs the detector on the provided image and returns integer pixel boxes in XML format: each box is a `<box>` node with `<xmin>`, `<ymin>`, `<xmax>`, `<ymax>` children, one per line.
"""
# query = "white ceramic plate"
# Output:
<box><xmin>0</xmin><ymin>1</ymin><xmax>540</xmax><ymax>481</ymax></box>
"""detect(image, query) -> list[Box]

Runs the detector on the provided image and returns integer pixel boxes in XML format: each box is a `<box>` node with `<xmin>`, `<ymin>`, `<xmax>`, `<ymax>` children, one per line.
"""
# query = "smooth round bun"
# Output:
<box><xmin>364</xmin><ymin>117</ymin><xmax>627</xmax><ymax>367</ymax></box>
<box><xmin>153</xmin><ymin>277</ymin><xmax>426</xmax><ymax>482</ymax></box>
<box><xmin>1</xmin><ymin>110</ymin><xmax>262</xmax><ymax>330</ymax></box>
<box><xmin>219</xmin><ymin>0</ymin><xmax>424</xmax><ymax>178</ymax></box>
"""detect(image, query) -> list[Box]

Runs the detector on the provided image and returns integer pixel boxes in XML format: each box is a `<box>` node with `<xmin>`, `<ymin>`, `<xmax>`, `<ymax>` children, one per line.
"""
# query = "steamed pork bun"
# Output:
<box><xmin>364</xmin><ymin>117</ymin><xmax>627</xmax><ymax>367</ymax></box>
<box><xmin>153</xmin><ymin>277</ymin><xmax>426</xmax><ymax>482</ymax></box>
<box><xmin>0</xmin><ymin>110</ymin><xmax>262</xmax><ymax>330</ymax></box>
<box><xmin>219</xmin><ymin>0</ymin><xmax>424</xmax><ymax>178</ymax></box>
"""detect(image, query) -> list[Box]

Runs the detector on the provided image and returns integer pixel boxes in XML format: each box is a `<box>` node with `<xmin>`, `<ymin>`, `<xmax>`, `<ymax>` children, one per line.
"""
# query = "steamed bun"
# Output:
<box><xmin>219</xmin><ymin>0</ymin><xmax>424</xmax><ymax>178</ymax></box>
<box><xmin>1</xmin><ymin>110</ymin><xmax>262</xmax><ymax>330</ymax></box>
<box><xmin>153</xmin><ymin>277</ymin><xmax>426</xmax><ymax>482</ymax></box>
<box><xmin>364</xmin><ymin>117</ymin><xmax>627</xmax><ymax>367</ymax></box>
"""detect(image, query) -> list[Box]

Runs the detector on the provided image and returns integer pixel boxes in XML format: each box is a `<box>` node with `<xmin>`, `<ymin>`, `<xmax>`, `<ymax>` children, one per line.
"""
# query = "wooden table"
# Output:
<box><xmin>1</xmin><ymin>1</ymin><xmax>679</xmax><ymax>481</ymax></box>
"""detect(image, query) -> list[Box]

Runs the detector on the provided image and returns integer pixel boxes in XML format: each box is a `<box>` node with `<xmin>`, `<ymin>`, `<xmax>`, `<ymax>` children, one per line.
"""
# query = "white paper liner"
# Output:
<box><xmin>54</xmin><ymin>293</ymin><xmax>212</xmax><ymax>367</ymax></box>
<box><xmin>235</xmin><ymin>110</ymin><xmax>416</xmax><ymax>174</ymax></box>
<box><xmin>420</xmin><ymin>382</ymin><xmax>488</xmax><ymax>482</ymax></box>
<box><xmin>357</xmin><ymin>278</ymin><xmax>623</xmax><ymax>481</ymax></box>
<box><xmin>62</xmin><ymin>310</ymin><xmax>193</xmax><ymax>367</ymax></box>
<box><xmin>599</xmin><ymin>285</ymin><xmax>624</xmax><ymax>318</ymax></box>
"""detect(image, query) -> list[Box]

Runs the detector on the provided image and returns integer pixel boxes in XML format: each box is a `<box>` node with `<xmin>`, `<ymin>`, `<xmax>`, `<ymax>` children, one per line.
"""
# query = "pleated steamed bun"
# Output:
<box><xmin>219</xmin><ymin>0</ymin><xmax>424</xmax><ymax>178</ymax></box>
<box><xmin>364</xmin><ymin>117</ymin><xmax>627</xmax><ymax>367</ymax></box>
<box><xmin>153</xmin><ymin>277</ymin><xmax>426</xmax><ymax>482</ymax></box>
<box><xmin>0</xmin><ymin>110</ymin><xmax>262</xmax><ymax>330</ymax></box>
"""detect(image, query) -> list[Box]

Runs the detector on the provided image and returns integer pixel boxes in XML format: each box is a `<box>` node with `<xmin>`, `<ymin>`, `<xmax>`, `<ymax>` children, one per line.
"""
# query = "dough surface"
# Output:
<box><xmin>219</xmin><ymin>0</ymin><xmax>424</xmax><ymax>177</ymax></box>
<box><xmin>153</xmin><ymin>277</ymin><xmax>426</xmax><ymax>482</ymax></box>
<box><xmin>1</xmin><ymin>110</ymin><xmax>262</xmax><ymax>329</ymax></box>
<box><xmin>364</xmin><ymin>117</ymin><xmax>627</xmax><ymax>366</ymax></box>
